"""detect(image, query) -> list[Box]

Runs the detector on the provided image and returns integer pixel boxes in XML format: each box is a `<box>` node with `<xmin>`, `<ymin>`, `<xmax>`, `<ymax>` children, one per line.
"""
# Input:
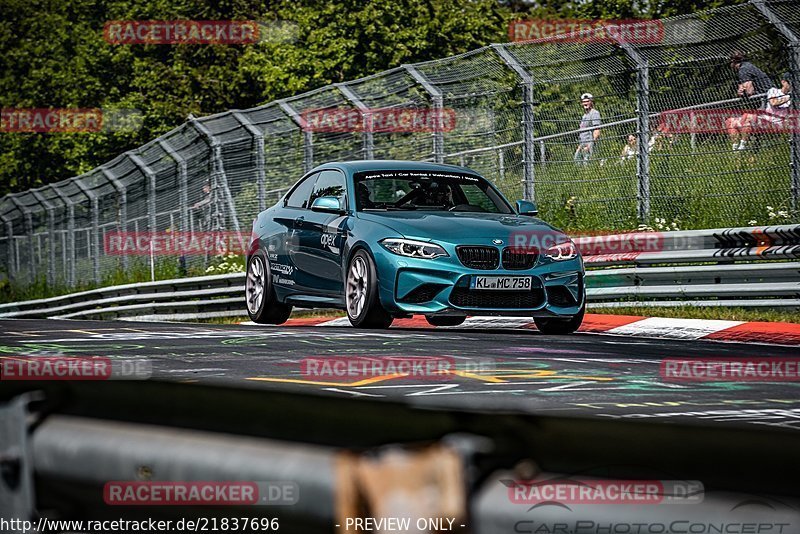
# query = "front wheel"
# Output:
<box><xmin>346</xmin><ymin>250</ymin><xmax>394</xmax><ymax>329</ymax></box>
<box><xmin>245</xmin><ymin>250</ymin><xmax>292</xmax><ymax>324</ymax></box>
<box><xmin>425</xmin><ymin>315</ymin><xmax>466</xmax><ymax>327</ymax></box>
<box><xmin>533</xmin><ymin>304</ymin><xmax>585</xmax><ymax>335</ymax></box>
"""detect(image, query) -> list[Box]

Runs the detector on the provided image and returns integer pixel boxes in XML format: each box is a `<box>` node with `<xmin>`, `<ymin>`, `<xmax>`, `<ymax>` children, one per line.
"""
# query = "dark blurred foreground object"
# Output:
<box><xmin>1</xmin><ymin>380</ymin><xmax>799</xmax><ymax>533</ymax></box>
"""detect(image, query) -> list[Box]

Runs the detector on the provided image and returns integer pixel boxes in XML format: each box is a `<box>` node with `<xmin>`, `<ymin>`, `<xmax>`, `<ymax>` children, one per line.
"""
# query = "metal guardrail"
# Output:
<box><xmin>578</xmin><ymin>224</ymin><xmax>800</xmax><ymax>307</ymax></box>
<box><xmin>0</xmin><ymin>273</ymin><xmax>246</xmax><ymax>320</ymax></box>
<box><xmin>0</xmin><ymin>225</ymin><xmax>798</xmax><ymax>320</ymax></box>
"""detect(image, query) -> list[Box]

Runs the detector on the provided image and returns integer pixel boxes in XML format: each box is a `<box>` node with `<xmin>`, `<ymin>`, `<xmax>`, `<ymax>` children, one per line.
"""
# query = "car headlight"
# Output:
<box><xmin>380</xmin><ymin>238</ymin><xmax>448</xmax><ymax>259</ymax></box>
<box><xmin>544</xmin><ymin>240</ymin><xmax>578</xmax><ymax>261</ymax></box>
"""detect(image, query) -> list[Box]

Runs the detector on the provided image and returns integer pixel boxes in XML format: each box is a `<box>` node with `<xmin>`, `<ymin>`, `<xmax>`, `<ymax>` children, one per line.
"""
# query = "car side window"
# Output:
<box><xmin>461</xmin><ymin>184</ymin><xmax>502</xmax><ymax>213</ymax></box>
<box><xmin>284</xmin><ymin>173</ymin><xmax>318</xmax><ymax>209</ymax></box>
<box><xmin>309</xmin><ymin>169</ymin><xmax>347</xmax><ymax>210</ymax></box>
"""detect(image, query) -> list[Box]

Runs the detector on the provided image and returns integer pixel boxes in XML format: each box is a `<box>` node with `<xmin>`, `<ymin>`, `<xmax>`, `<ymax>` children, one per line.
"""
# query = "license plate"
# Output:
<box><xmin>472</xmin><ymin>276</ymin><xmax>532</xmax><ymax>291</ymax></box>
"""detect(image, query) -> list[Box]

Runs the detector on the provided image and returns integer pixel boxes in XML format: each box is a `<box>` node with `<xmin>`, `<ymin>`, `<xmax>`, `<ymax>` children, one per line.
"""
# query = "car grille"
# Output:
<box><xmin>449</xmin><ymin>283</ymin><xmax>545</xmax><ymax>309</ymax></box>
<box><xmin>502</xmin><ymin>247</ymin><xmax>537</xmax><ymax>270</ymax></box>
<box><xmin>456</xmin><ymin>246</ymin><xmax>499</xmax><ymax>270</ymax></box>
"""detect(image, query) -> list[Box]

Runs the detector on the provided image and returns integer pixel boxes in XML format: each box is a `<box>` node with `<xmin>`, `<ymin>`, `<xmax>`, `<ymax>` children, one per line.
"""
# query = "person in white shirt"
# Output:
<box><xmin>620</xmin><ymin>134</ymin><xmax>637</xmax><ymax>161</ymax></box>
<box><xmin>574</xmin><ymin>93</ymin><xmax>601</xmax><ymax>166</ymax></box>
<box><xmin>756</xmin><ymin>72</ymin><xmax>792</xmax><ymax>125</ymax></box>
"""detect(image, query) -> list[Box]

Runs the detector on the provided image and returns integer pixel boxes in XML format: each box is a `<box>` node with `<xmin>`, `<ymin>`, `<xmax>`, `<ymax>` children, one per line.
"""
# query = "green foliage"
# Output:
<box><xmin>0</xmin><ymin>0</ymin><xmax>509</xmax><ymax>196</ymax></box>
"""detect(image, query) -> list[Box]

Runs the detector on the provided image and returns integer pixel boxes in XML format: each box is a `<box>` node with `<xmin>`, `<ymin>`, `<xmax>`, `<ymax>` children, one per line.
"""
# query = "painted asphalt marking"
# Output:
<box><xmin>606</xmin><ymin>318</ymin><xmax>744</xmax><ymax>340</ymax></box>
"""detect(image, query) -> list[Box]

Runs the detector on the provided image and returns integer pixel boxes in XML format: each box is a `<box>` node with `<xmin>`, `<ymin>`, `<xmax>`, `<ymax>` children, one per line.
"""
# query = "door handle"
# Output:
<box><xmin>294</xmin><ymin>216</ymin><xmax>304</xmax><ymax>227</ymax></box>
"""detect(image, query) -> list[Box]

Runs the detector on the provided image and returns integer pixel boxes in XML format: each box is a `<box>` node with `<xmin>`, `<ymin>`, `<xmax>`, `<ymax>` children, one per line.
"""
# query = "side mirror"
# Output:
<box><xmin>516</xmin><ymin>200</ymin><xmax>539</xmax><ymax>216</ymax></box>
<box><xmin>311</xmin><ymin>196</ymin><xmax>345</xmax><ymax>214</ymax></box>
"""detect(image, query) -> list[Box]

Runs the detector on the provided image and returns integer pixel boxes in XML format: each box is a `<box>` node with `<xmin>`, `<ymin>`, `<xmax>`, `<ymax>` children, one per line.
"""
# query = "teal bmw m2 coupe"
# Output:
<box><xmin>245</xmin><ymin>160</ymin><xmax>585</xmax><ymax>333</ymax></box>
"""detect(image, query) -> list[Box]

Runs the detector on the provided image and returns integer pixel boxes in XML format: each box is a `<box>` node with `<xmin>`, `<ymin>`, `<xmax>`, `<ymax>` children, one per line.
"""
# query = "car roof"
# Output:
<box><xmin>309</xmin><ymin>160</ymin><xmax>481</xmax><ymax>176</ymax></box>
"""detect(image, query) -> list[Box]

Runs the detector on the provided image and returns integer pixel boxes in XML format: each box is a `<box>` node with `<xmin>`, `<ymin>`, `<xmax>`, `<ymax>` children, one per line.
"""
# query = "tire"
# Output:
<box><xmin>245</xmin><ymin>250</ymin><xmax>292</xmax><ymax>325</ymax></box>
<box><xmin>425</xmin><ymin>315</ymin><xmax>466</xmax><ymax>327</ymax></box>
<box><xmin>533</xmin><ymin>304</ymin><xmax>585</xmax><ymax>335</ymax></box>
<box><xmin>345</xmin><ymin>249</ymin><xmax>394</xmax><ymax>329</ymax></box>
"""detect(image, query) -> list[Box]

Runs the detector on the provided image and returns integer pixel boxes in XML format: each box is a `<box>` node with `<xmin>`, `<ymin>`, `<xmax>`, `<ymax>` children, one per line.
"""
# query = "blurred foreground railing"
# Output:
<box><xmin>2</xmin><ymin>378</ymin><xmax>799</xmax><ymax>533</ymax></box>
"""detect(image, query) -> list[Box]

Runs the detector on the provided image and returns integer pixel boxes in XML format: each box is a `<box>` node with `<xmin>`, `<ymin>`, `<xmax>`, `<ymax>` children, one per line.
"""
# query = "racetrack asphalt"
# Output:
<box><xmin>1</xmin><ymin>318</ymin><xmax>799</xmax><ymax>431</ymax></box>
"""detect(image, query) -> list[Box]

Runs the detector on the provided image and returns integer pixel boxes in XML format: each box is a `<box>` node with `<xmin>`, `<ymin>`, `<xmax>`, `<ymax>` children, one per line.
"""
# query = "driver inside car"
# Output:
<box><xmin>356</xmin><ymin>182</ymin><xmax>375</xmax><ymax>209</ymax></box>
<box><xmin>422</xmin><ymin>181</ymin><xmax>454</xmax><ymax>208</ymax></box>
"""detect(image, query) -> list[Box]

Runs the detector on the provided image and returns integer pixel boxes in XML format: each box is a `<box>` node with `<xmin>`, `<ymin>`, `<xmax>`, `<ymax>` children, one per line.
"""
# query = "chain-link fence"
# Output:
<box><xmin>1</xmin><ymin>0</ymin><xmax>799</xmax><ymax>291</ymax></box>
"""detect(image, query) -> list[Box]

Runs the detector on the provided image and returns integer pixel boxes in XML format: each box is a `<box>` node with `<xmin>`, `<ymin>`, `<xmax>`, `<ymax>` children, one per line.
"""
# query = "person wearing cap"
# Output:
<box><xmin>574</xmin><ymin>93</ymin><xmax>601</xmax><ymax>166</ymax></box>
<box><xmin>730</xmin><ymin>50</ymin><xmax>773</xmax><ymax>99</ymax></box>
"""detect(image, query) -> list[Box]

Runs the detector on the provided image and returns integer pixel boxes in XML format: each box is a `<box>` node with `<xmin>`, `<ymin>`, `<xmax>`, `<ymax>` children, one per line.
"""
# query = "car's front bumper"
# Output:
<box><xmin>372</xmin><ymin>245</ymin><xmax>585</xmax><ymax>318</ymax></box>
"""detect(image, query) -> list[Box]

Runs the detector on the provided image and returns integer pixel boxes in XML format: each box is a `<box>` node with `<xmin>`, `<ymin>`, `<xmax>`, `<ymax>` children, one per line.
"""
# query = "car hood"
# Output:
<box><xmin>356</xmin><ymin>211</ymin><xmax>562</xmax><ymax>242</ymax></box>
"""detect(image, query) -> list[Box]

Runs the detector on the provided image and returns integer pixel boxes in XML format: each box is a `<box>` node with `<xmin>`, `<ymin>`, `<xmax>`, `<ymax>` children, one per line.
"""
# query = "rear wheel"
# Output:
<box><xmin>346</xmin><ymin>250</ymin><xmax>393</xmax><ymax>329</ymax></box>
<box><xmin>425</xmin><ymin>315</ymin><xmax>466</xmax><ymax>327</ymax></box>
<box><xmin>246</xmin><ymin>250</ymin><xmax>292</xmax><ymax>324</ymax></box>
<box><xmin>533</xmin><ymin>304</ymin><xmax>585</xmax><ymax>335</ymax></box>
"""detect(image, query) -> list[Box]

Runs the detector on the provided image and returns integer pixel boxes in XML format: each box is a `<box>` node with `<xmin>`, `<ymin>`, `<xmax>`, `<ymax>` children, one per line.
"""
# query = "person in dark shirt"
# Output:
<box><xmin>730</xmin><ymin>50</ymin><xmax>773</xmax><ymax>97</ymax></box>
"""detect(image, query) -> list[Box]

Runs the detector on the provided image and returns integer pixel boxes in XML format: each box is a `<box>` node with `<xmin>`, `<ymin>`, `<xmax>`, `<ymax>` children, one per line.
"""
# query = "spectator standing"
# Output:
<box><xmin>574</xmin><ymin>93</ymin><xmax>601</xmax><ymax>166</ymax></box>
<box><xmin>191</xmin><ymin>180</ymin><xmax>213</xmax><ymax>232</ymax></box>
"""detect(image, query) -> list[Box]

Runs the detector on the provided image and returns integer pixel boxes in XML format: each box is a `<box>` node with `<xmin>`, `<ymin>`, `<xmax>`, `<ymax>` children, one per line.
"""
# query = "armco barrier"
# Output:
<box><xmin>0</xmin><ymin>225</ymin><xmax>798</xmax><ymax>320</ymax></box>
<box><xmin>579</xmin><ymin>224</ymin><xmax>800</xmax><ymax>308</ymax></box>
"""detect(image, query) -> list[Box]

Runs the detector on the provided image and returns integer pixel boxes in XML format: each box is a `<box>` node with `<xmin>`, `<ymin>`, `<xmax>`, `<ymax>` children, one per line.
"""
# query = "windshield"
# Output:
<box><xmin>354</xmin><ymin>170</ymin><xmax>513</xmax><ymax>214</ymax></box>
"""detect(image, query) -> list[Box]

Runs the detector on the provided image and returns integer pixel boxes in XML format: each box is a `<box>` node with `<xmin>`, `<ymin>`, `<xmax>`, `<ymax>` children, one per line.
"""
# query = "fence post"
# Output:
<box><xmin>50</xmin><ymin>185</ymin><xmax>75</xmax><ymax>288</ymax></box>
<box><xmin>619</xmin><ymin>42</ymin><xmax>651</xmax><ymax>223</ymax></box>
<box><xmin>750</xmin><ymin>0</ymin><xmax>800</xmax><ymax>211</ymax></box>
<box><xmin>403</xmin><ymin>64</ymin><xmax>445</xmax><ymax>163</ymax></box>
<box><xmin>492</xmin><ymin>44</ymin><xmax>536</xmax><ymax>201</ymax></box>
<box><xmin>157</xmin><ymin>138</ymin><xmax>189</xmax><ymax>232</ymax></box>
<box><xmin>278</xmin><ymin>100</ymin><xmax>314</xmax><ymax>172</ymax></box>
<box><xmin>8</xmin><ymin>195</ymin><xmax>35</xmax><ymax>282</ymax></box>
<box><xmin>335</xmin><ymin>83</ymin><xmax>374</xmax><ymax>160</ymax></box>
<box><xmin>232</xmin><ymin>111</ymin><xmax>267</xmax><ymax>211</ymax></box>
<box><xmin>102</xmin><ymin>167</ymin><xmax>128</xmax><ymax>270</ymax></box>
<box><xmin>30</xmin><ymin>191</ymin><xmax>56</xmax><ymax>287</ymax></box>
<box><xmin>128</xmin><ymin>154</ymin><xmax>157</xmax><ymax>236</ymax></box>
<box><xmin>189</xmin><ymin>117</ymin><xmax>244</xmax><ymax>245</ymax></box>
<box><xmin>0</xmin><ymin>214</ymin><xmax>14</xmax><ymax>281</ymax></box>
<box><xmin>128</xmin><ymin>153</ymin><xmax>158</xmax><ymax>281</ymax></box>
<box><xmin>73</xmin><ymin>179</ymin><xmax>101</xmax><ymax>285</ymax></box>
